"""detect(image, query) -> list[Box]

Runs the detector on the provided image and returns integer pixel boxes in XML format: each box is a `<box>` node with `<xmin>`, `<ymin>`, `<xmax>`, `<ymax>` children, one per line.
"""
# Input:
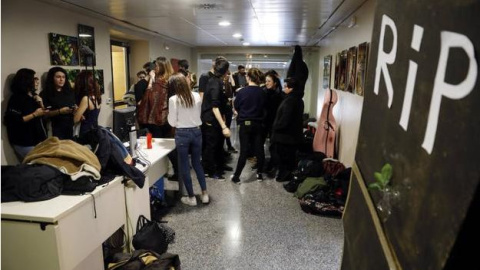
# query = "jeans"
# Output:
<box><xmin>175</xmin><ymin>127</ymin><xmax>206</xmax><ymax>197</ymax></box>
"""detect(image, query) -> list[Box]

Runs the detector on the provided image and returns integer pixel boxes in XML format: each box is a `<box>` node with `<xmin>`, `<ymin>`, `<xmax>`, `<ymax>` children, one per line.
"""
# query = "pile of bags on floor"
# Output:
<box><xmin>283</xmin><ymin>152</ymin><xmax>351</xmax><ymax>218</ymax></box>
<box><xmin>106</xmin><ymin>215</ymin><xmax>180</xmax><ymax>270</ymax></box>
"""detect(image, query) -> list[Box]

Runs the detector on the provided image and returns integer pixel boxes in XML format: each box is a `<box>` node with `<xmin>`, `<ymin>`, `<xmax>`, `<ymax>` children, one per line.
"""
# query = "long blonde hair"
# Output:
<box><xmin>168</xmin><ymin>74</ymin><xmax>193</xmax><ymax>108</ymax></box>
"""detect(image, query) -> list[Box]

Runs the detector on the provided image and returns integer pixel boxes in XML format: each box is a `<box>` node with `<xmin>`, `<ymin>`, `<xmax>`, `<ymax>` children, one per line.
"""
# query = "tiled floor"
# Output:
<box><xmin>162</xmin><ymin>123</ymin><xmax>344</xmax><ymax>269</ymax></box>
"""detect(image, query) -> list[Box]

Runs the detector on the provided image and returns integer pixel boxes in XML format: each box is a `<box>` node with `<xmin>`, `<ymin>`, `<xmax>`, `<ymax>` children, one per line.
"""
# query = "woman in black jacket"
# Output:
<box><xmin>270</xmin><ymin>77</ymin><xmax>304</xmax><ymax>182</ymax></box>
<box><xmin>41</xmin><ymin>67</ymin><xmax>76</xmax><ymax>139</ymax></box>
<box><xmin>4</xmin><ymin>68</ymin><xmax>48</xmax><ymax>160</ymax></box>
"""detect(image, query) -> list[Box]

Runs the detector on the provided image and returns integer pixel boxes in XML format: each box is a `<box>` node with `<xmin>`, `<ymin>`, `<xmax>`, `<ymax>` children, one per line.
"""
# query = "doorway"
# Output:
<box><xmin>111</xmin><ymin>41</ymin><xmax>130</xmax><ymax>108</ymax></box>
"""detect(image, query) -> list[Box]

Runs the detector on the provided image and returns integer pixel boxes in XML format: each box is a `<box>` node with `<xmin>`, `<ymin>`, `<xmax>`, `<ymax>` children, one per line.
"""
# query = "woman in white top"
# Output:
<box><xmin>167</xmin><ymin>74</ymin><xmax>209</xmax><ymax>206</ymax></box>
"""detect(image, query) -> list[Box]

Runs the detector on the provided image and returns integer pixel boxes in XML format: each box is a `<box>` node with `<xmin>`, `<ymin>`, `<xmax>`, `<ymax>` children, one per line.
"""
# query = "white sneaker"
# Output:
<box><xmin>201</xmin><ymin>193</ymin><xmax>210</xmax><ymax>204</ymax></box>
<box><xmin>180</xmin><ymin>196</ymin><xmax>197</xmax><ymax>206</ymax></box>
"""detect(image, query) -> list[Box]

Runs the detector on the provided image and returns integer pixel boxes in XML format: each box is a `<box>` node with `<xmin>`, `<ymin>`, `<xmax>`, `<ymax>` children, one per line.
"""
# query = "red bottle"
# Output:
<box><xmin>146</xmin><ymin>132</ymin><xmax>152</xmax><ymax>149</ymax></box>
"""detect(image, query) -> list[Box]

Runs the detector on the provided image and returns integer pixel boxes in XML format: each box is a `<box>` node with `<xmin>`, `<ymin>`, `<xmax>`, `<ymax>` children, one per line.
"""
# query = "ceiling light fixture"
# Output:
<box><xmin>232</xmin><ymin>33</ymin><xmax>242</xmax><ymax>38</ymax></box>
<box><xmin>219</xmin><ymin>21</ymin><xmax>231</xmax><ymax>26</ymax></box>
<box><xmin>79</xmin><ymin>33</ymin><xmax>92</xmax><ymax>37</ymax></box>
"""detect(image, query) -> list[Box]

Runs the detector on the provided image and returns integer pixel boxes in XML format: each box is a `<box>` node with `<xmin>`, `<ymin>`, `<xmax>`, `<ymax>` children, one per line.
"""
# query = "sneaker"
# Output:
<box><xmin>201</xmin><ymin>193</ymin><xmax>210</xmax><ymax>204</ymax></box>
<box><xmin>180</xmin><ymin>196</ymin><xmax>197</xmax><ymax>206</ymax></box>
<box><xmin>209</xmin><ymin>174</ymin><xmax>226</xmax><ymax>181</ymax></box>
<box><xmin>230</xmin><ymin>175</ymin><xmax>241</xmax><ymax>184</ymax></box>
<box><xmin>227</xmin><ymin>147</ymin><xmax>238</xmax><ymax>153</ymax></box>
<box><xmin>256</xmin><ymin>173</ymin><xmax>263</xmax><ymax>182</ymax></box>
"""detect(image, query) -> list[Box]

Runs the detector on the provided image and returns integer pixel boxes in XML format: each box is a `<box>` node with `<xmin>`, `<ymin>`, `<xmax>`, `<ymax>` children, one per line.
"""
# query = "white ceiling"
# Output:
<box><xmin>58</xmin><ymin>0</ymin><xmax>368</xmax><ymax>47</ymax></box>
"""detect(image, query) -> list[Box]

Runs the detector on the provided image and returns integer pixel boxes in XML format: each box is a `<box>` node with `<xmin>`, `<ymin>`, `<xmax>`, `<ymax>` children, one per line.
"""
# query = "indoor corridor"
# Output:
<box><xmin>162</xmin><ymin>122</ymin><xmax>344</xmax><ymax>269</ymax></box>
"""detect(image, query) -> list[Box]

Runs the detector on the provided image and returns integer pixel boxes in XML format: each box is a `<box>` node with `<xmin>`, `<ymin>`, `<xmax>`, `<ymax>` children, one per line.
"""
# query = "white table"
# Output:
<box><xmin>123</xmin><ymin>138</ymin><xmax>176</xmax><ymax>247</ymax></box>
<box><xmin>1</xmin><ymin>139</ymin><xmax>176</xmax><ymax>270</ymax></box>
<box><xmin>1</xmin><ymin>176</ymin><xmax>125</xmax><ymax>270</ymax></box>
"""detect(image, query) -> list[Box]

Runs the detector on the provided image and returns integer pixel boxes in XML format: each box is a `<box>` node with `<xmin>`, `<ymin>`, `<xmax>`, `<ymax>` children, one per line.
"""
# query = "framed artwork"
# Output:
<box><xmin>338</xmin><ymin>50</ymin><xmax>348</xmax><ymax>91</ymax></box>
<box><xmin>48</xmin><ymin>33</ymin><xmax>79</xmax><ymax>66</ymax></box>
<box><xmin>323</xmin><ymin>55</ymin><xmax>332</xmax><ymax>89</ymax></box>
<box><xmin>346</xmin><ymin>46</ymin><xmax>357</xmax><ymax>93</ymax></box>
<box><xmin>334</xmin><ymin>53</ymin><xmax>340</xmax><ymax>89</ymax></box>
<box><xmin>78</xmin><ymin>24</ymin><xmax>96</xmax><ymax>66</ymax></box>
<box><xmin>355</xmin><ymin>42</ymin><xmax>369</xmax><ymax>96</ymax></box>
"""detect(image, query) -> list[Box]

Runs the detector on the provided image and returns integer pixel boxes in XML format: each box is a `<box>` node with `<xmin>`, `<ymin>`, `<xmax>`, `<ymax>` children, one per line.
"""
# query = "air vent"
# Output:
<box><xmin>196</xmin><ymin>3</ymin><xmax>224</xmax><ymax>10</ymax></box>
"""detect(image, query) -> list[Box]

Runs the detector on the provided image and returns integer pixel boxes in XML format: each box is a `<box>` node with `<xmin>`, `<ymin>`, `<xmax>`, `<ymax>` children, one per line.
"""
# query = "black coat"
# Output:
<box><xmin>287</xmin><ymin>45</ymin><xmax>309</xmax><ymax>98</ymax></box>
<box><xmin>271</xmin><ymin>92</ymin><xmax>304</xmax><ymax>145</ymax></box>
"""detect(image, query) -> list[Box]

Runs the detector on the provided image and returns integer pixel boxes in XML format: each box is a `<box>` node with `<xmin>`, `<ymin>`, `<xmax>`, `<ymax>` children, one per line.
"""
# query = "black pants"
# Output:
<box><xmin>225</xmin><ymin>107</ymin><xmax>233</xmax><ymax>149</ymax></box>
<box><xmin>202</xmin><ymin>124</ymin><xmax>225</xmax><ymax>175</ymax></box>
<box><xmin>233</xmin><ymin>121</ymin><xmax>265</xmax><ymax>177</ymax></box>
<box><xmin>275</xmin><ymin>143</ymin><xmax>298</xmax><ymax>179</ymax></box>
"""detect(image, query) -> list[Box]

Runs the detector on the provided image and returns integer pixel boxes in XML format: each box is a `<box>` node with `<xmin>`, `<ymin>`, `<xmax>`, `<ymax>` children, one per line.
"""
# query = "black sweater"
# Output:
<box><xmin>234</xmin><ymin>85</ymin><xmax>266</xmax><ymax>124</ymax></box>
<box><xmin>4</xmin><ymin>93</ymin><xmax>47</xmax><ymax>146</ymax></box>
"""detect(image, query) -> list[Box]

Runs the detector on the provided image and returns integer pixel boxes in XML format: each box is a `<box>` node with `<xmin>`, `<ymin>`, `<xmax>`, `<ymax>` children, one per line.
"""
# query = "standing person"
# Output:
<box><xmin>41</xmin><ymin>67</ymin><xmax>76</xmax><ymax>140</ymax></box>
<box><xmin>271</xmin><ymin>77</ymin><xmax>304</xmax><ymax>183</ymax></box>
<box><xmin>201</xmin><ymin>57</ymin><xmax>231</xmax><ymax>180</ymax></box>
<box><xmin>232</xmin><ymin>65</ymin><xmax>247</xmax><ymax>93</ymax></box>
<box><xmin>4</xmin><ymin>68</ymin><xmax>49</xmax><ymax>160</ymax></box>
<box><xmin>223</xmin><ymin>70</ymin><xmax>237</xmax><ymax>153</ymax></box>
<box><xmin>198</xmin><ymin>56</ymin><xmax>226</xmax><ymax>99</ymax></box>
<box><xmin>73</xmin><ymin>70</ymin><xmax>101</xmax><ymax>135</ymax></box>
<box><xmin>167</xmin><ymin>74</ymin><xmax>209</xmax><ymax>206</ymax></box>
<box><xmin>263</xmin><ymin>70</ymin><xmax>284</xmax><ymax>177</ymax></box>
<box><xmin>230</xmin><ymin>68</ymin><xmax>266</xmax><ymax>184</ymax></box>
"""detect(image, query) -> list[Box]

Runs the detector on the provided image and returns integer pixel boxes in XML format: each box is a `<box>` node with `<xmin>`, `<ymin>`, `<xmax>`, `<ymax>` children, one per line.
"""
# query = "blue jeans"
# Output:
<box><xmin>175</xmin><ymin>127</ymin><xmax>206</xmax><ymax>197</ymax></box>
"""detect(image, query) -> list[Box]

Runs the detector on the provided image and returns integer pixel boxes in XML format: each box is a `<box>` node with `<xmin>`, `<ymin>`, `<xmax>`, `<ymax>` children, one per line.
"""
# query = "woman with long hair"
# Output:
<box><xmin>74</xmin><ymin>70</ymin><xmax>101</xmax><ymax>135</ymax></box>
<box><xmin>167</xmin><ymin>74</ymin><xmax>209</xmax><ymax>206</ymax></box>
<box><xmin>230</xmin><ymin>68</ymin><xmax>266</xmax><ymax>184</ymax></box>
<box><xmin>41</xmin><ymin>67</ymin><xmax>76</xmax><ymax>139</ymax></box>
<box><xmin>4</xmin><ymin>68</ymin><xmax>48</xmax><ymax>160</ymax></box>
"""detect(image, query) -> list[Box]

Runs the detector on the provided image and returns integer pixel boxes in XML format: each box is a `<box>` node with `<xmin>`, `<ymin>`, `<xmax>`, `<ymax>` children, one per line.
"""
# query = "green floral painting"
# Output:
<box><xmin>49</xmin><ymin>33</ymin><xmax>79</xmax><ymax>66</ymax></box>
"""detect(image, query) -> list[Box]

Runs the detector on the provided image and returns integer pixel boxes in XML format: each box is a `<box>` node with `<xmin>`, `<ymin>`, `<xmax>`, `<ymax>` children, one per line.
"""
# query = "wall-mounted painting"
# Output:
<box><xmin>346</xmin><ymin>46</ymin><xmax>357</xmax><ymax>93</ymax></box>
<box><xmin>78</xmin><ymin>24</ymin><xmax>96</xmax><ymax>66</ymax></box>
<box><xmin>323</xmin><ymin>55</ymin><xmax>332</xmax><ymax>89</ymax></box>
<box><xmin>66</xmin><ymin>69</ymin><xmax>105</xmax><ymax>94</ymax></box>
<box><xmin>337</xmin><ymin>50</ymin><xmax>348</xmax><ymax>91</ymax></box>
<box><xmin>355</xmin><ymin>42</ymin><xmax>369</xmax><ymax>96</ymax></box>
<box><xmin>49</xmin><ymin>33</ymin><xmax>79</xmax><ymax>66</ymax></box>
<box><xmin>334</xmin><ymin>53</ymin><xmax>340</xmax><ymax>89</ymax></box>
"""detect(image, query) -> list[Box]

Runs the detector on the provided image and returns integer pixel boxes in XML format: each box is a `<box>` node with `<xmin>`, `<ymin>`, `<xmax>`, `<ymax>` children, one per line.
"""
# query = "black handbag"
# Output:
<box><xmin>132</xmin><ymin>215</ymin><xmax>175</xmax><ymax>255</ymax></box>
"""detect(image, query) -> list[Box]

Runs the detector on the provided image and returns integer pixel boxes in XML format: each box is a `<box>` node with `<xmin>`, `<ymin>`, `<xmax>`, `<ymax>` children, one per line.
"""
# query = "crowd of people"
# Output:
<box><xmin>4</xmin><ymin>67</ymin><xmax>101</xmax><ymax>161</ymax></box>
<box><xmin>4</xmin><ymin>45</ymin><xmax>309</xmax><ymax>207</ymax></box>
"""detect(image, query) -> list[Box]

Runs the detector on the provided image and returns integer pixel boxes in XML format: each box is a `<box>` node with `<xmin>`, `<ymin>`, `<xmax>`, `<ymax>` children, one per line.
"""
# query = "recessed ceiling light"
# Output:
<box><xmin>232</xmin><ymin>33</ymin><xmax>242</xmax><ymax>38</ymax></box>
<box><xmin>242</xmin><ymin>42</ymin><xmax>250</xmax><ymax>46</ymax></box>
<box><xmin>219</xmin><ymin>21</ymin><xmax>231</xmax><ymax>26</ymax></box>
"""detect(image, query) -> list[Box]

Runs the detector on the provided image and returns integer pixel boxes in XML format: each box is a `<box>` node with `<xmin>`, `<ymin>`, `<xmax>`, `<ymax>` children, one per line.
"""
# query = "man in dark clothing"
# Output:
<box><xmin>271</xmin><ymin>77</ymin><xmax>304</xmax><ymax>182</ymax></box>
<box><xmin>232</xmin><ymin>65</ymin><xmax>247</xmax><ymax>93</ymax></box>
<box><xmin>201</xmin><ymin>57</ymin><xmax>231</xmax><ymax>180</ymax></box>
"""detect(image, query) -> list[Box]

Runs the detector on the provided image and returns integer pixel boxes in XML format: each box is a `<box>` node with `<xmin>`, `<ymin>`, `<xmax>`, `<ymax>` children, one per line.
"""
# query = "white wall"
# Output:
<box><xmin>316</xmin><ymin>0</ymin><xmax>377</xmax><ymax>167</ymax></box>
<box><xmin>1</xmin><ymin>0</ymin><xmax>192</xmax><ymax>165</ymax></box>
